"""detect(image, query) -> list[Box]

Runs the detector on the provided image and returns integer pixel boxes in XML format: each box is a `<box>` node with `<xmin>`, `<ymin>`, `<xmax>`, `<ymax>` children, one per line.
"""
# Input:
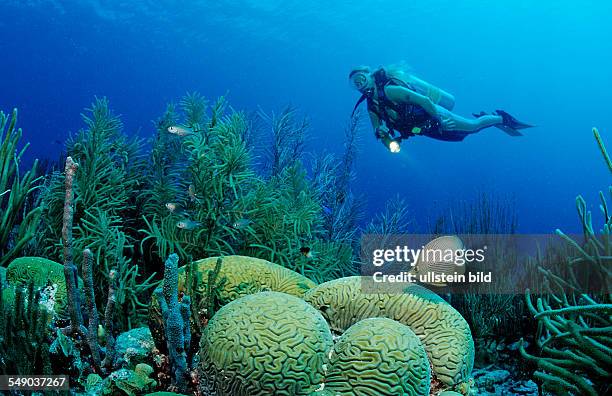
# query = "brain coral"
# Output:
<box><xmin>149</xmin><ymin>255</ymin><xmax>316</xmax><ymax>349</ymax></box>
<box><xmin>6</xmin><ymin>257</ymin><xmax>83</xmax><ymax>319</ymax></box>
<box><xmin>304</xmin><ymin>276</ymin><xmax>474</xmax><ymax>387</ymax></box>
<box><xmin>198</xmin><ymin>291</ymin><xmax>333</xmax><ymax>395</ymax></box>
<box><xmin>1</xmin><ymin>286</ymin><xmax>15</xmax><ymax>310</ymax></box>
<box><xmin>325</xmin><ymin>318</ymin><xmax>430</xmax><ymax>396</ymax></box>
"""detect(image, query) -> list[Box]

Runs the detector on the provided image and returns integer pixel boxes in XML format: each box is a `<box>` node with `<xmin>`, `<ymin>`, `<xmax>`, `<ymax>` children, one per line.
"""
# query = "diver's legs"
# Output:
<box><xmin>437</xmin><ymin>106</ymin><xmax>502</xmax><ymax>132</ymax></box>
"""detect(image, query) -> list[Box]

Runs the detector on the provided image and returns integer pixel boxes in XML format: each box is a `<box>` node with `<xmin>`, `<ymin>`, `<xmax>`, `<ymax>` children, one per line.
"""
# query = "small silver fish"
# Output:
<box><xmin>168</xmin><ymin>125</ymin><xmax>195</xmax><ymax>137</ymax></box>
<box><xmin>177</xmin><ymin>220</ymin><xmax>202</xmax><ymax>230</ymax></box>
<box><xmin>188</xmin><ymin>184</ymin><xmax>201</xmax><ymax>203</ymax></box>
<box><xmin>165</xmin><ymin>202</ymin><xmax>179</xmax><ymax>211</ymax></box>
<box><xmin>165</xmin><ymin>202</ymin><xmax>187</xmax><ymax>215</ymax></box>
<box><xmin>232</xmin><ymin>218</ymin><xmax>252</xmax><ymax>230</ymax></box>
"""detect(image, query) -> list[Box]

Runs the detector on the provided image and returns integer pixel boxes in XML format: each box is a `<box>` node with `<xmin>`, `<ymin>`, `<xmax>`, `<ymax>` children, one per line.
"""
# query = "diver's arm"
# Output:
<box><xmin>368</xmin><ymin>110</ymin><xmax>382</xmax><ymax>130</ymax></box>
<box><xmin>385</xmin><ymin>85</ymin><xmax>438</xmax><ymax>118</ymax></box>
<box><xmin>369</xmin><ymin>110</ymin><xmax>388</xmax><ymax>138</ymax></box>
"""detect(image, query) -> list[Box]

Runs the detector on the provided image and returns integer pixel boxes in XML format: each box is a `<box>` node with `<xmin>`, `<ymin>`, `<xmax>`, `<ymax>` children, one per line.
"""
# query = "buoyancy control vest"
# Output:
<box><xmin>352</xmin><ymin>69</ymin><xmax>443</xmax><ymax>139</ymax></box>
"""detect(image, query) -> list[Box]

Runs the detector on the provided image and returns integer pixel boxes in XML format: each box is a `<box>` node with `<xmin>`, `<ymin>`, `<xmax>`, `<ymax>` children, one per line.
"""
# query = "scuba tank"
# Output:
<box><xmin>403</xmin><ymin>74</ymin><xmax>455</xmax><ymax>111</ymax></box>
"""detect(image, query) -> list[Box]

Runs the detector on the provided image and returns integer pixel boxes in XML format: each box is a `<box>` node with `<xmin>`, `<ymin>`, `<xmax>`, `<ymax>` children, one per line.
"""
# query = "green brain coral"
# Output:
<box><xmin>149</xmin><ymin>255</ymin><xmax>316</xmax><ymax>349</ymax></box>
<box><xmin>6</xmin><ymin>257</ymin><xmax>83</xmax><ymax>319</ymax></box>
<box><xmin>304</xmin><ymin>276</ymin><xmax>474</xmax><ymax>387</ymax></box>
<box><xmin>198</xmin><ymin>291</ymin><xmax>333</xmax><ymax>395</ymax></box>
<box><xmin>325</xmin><ymin>318</ymin><xmax>431</xmax><ymax>396</ymax></box>
<box><xmin>182</xmin><ymin>255</ymin><xmax>316</xmax><ymax>303</ymax></box>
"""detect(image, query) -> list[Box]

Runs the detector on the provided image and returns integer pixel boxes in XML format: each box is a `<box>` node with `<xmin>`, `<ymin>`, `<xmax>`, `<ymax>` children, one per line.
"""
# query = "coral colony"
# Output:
<box><xmin>0</xmin><ymin>96</ymin><xmax>610</xmax><ymax>395</ymax></box>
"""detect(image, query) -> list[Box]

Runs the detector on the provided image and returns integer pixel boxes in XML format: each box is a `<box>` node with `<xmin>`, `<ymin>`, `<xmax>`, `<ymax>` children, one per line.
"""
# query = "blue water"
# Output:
<box><xmin>1</xmin><ymin>0</ymin><xmax>611</xmax><ymax>233</ymax></box>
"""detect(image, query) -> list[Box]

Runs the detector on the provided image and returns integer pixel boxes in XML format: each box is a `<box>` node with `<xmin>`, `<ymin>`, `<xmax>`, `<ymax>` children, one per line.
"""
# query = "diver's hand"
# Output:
<box><xmin>441</xmin><ymin>116</ymin><xmax>456</xmax><ymax>131</ymax></box>
<box><xmin>375</xmin><ymin>125</ymin><xmax>390</xmax><ymax>138</ymax></box>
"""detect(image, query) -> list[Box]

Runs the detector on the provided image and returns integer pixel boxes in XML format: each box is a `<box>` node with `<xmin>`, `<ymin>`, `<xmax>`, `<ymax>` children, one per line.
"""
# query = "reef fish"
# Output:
<box><xmin>188</xmin><ymin>184</ymin><xmax>201</xmax><ymax>203</ymax></box>
<box><xmin>232</xmin><ymin>218</ymin><xmax>252</xmax><ymax>230</ymax></box>
<box><xmin>168</xmin><ymin>125</ymin><xmax>195</xmax><ymax>136</ymax></box>
<box><xmin>300</xmin><ymin>247</ymin><xmax>313</xmax><ymax>258</ymax></box>
<box><xmin>165</xmin><ymin>202</ymin><xmax>188</xmax><ymax>215</ymax></box>
<box><xmin>177</xmin><ymin>219</ymin><xmax>202</xmax><ymax>230</ymax></box>
<box><xmin>410</xmin><ymin>235</ymin><xmax>466</xmax><ymax>287</ymax></box>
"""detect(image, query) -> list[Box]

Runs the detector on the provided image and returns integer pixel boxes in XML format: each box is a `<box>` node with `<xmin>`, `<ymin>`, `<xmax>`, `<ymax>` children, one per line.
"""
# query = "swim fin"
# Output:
<box><xmin>473</xmin><ymin>111</ymin><xmax>526</xmax><ymax>137</ymax></box>
<box><xmin>496</xmin><ymin>124</ymin><xmax>524</xmax><ymax>137</ymax></box>
<box><xmin>494</xmin><ymin>110</ymin><xmax>534</xmax><ymax>130</ymax></box>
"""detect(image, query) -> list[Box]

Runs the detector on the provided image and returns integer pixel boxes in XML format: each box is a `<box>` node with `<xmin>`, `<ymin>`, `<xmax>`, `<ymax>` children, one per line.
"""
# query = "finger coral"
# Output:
<box><xmin>304</xmin><ymin>276</ymin><xmax>474</xmax><ymax>387</ymax></box>
<box><xmin>198</xmin><ymin>291</ymin><xmax>333</xmax><ymax>395</ymax></box>
<box><xmin>324</xmin><ymin>318</ymin><xmax>431</xmax><ymax>396</ymax></box>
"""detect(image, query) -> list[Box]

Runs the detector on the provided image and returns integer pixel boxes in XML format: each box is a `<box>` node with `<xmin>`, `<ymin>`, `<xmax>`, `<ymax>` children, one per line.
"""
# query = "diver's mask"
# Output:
<box><xmin>349</xmin><ymin>70</ymin><xmax>373</xmax><ymax>96</ymax></box>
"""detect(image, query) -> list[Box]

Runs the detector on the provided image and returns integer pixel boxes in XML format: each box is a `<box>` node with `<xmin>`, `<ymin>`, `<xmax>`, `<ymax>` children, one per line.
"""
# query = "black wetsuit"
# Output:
<box><xmin>366</xmin><ymin>69</ymin><xmax>471</xmax><ymax>142</ymax></box>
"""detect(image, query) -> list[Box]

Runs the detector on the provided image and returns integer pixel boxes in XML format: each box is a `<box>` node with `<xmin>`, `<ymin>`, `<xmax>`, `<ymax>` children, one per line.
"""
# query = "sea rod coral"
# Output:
<box><xmin>519</xmin><ymin>127</ymin><xmax>612</xmax><ymax>396</ymax></box>
<box><xmin>0</xmin><ymin>108</ymin><xmax>42</xmax><ymax>267</ymax></box>
<box><xmin>153</xmin><ymin>253</ymin><xmax>192</xmax><ymax>392</ymax></box>
<box><xmin>59</xmin><ymin>156</ymin><xmax>119</xmax><ymax>373</ymax></box>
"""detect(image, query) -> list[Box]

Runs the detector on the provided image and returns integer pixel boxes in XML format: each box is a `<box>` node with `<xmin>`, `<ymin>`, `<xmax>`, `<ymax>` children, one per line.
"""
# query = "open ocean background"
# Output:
<box><xmin>1</xmin><ymin>0</ymin><xmax>611</xmax><ymax>233</ymax></box>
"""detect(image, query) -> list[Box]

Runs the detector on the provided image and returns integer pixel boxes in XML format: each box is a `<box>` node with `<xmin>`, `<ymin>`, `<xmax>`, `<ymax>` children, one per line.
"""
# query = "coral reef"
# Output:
<box><xmin>53</xmin><ymin>155</ymin><xmax>119</xmax><ymax>376</ymax></box>
<box><xmin>0</xmin><ymin>95</ymin><xmax>368</xmax><ymax>394</ymax></box>
<box><xmin>39</xmin><ymin>98</ymin><xmax>155</xmax><ymax>329</ymax></box>
<box><xmin>149</xmin><ymin>255</ymin><xmax>316</xmax><ymax>350</ymax></box>
<box><xmin>304</xmin><ymin>276</ymin><xmax>474</xmax><ymax>387</ymax></box>
<box><xmin>0</xmin><ymin>108</ymin><xmax>42</xmax><ymax>267</ymax></box>
<box><xmin>519</xmin><ymin>127</ymin><xmax>612</xmax><ymax>396</ymax></box>
<box><xmin>0</xmin><ymin>97</ymin><xmax>496</xmax><ymax>395</ymax></box>
<box><xmin>198</xmin><ymin>291</ymin><xmax>333</xmax><ymax>395</ymax></box>
<box><xmin>141</xmin><ymin>96</ymin><xmax>359</xmax><ymax>284</ymax></box>
<box><xmin>324</xmin><ymin>317</ymin><xmax>431</xmax><ymax>395</ymax></box>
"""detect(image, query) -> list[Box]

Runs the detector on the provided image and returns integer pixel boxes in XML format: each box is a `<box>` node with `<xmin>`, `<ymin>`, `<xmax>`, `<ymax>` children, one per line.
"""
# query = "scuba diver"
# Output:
<box><xmin>349</xmin><ymin>65</ymin><xmax>533</xmax><ymax>152</ymax></box>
